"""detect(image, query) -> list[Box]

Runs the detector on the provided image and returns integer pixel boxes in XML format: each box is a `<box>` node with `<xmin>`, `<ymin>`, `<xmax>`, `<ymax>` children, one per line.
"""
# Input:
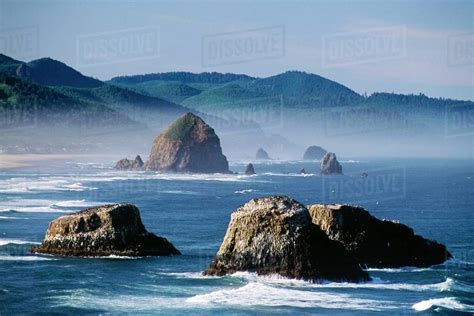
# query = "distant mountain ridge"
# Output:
<box><xmin>0</xmin><ymin>53</ymin><xmax>472</xmax><ymax>157</ymax></box>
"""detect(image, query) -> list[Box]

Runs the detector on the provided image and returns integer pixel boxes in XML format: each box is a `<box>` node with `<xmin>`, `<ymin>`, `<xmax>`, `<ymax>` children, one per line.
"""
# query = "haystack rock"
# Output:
<box><xmin>245</xmin><ymin>163</ymin><xmax>256</xmax><ymax>175</ymax></box>
<box><xmin>303</xmin><ymin>145</ymin><xmax>327</xmax><ymax>160</ymax></box>
<box><xmin>32</xmin><ymin>204</ymin><xmax>181</xmax><ymax>257</ymax></box>
<box><xmin>255</xmin><ymin>148</ymin><xmax>270</xmax><ymax>160</ymax></box>
<box><xmin>114</xmin><ymin>155</ymin><xmax>144</xmax><ymax>170</ymax></box>
<box><xmin>320</xmin><ymin>152</ymin><xmax>343</xmax><ymax>175</ymax></box>
<box><xmin>204</xmin><ymin>196</ymin><xmax>370</xmax><ymax>282</ymax></box>
<box><xmin>308</xmin><ymin>204</ymin><xmax>452</xmax><ymax>268</ymax></box>
<box><xmin>145</xmin><ymin>112</ymin><xmax>229</xmax><ymax>173</ymax></box>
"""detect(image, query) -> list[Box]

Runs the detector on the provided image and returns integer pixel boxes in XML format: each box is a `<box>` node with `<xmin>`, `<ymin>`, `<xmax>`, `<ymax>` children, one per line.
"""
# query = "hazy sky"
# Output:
<box><xmin>1</xmin><ymin>0</ymin><xmax>472</xmax><ymax>100</ymax></box>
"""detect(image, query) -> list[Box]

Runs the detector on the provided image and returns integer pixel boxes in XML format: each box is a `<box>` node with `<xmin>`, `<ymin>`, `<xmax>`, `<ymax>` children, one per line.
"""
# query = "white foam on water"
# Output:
<box><xmin>0</xmin><ymin>198</ymin><xmax>109</xmax><ymax>213</ymax></box>
<box><xmin>0</xmin><ymin>176</ymin><xmax>97</xmax><ymax>193</ymax></box>
<box><xmin>234</xmin><ymin>189</ymin><xmax>257</xmax><ymax>194</ymax></box>
<box><xmin>92</xmin><ymin>255</ymin><xmax>142</xmax><ymax>260</ymax></box>
<box><xmin>365</xmin><ymin>267</ymin><xmax>432</xmax><ymax>273</ymax></box>
<box><xmin>49</xmin><ymin>200</ymin><xmax>110</xmax><ymax>209</ymax></box>
<box><xmin>0</xmin><ymin>255</ymin><xmax>54</xmax><ymax>261</ymax></box>
<box><xmin>0</xmin><ymin>239</ymin><xmax>40</xmax><ymax>246</ymax></box>
<box><xmin>412</xmin><ymin>297</ymin><xmax>474</xmax><ymax>312</ymax></box>
<box><xmin>261</xmin><ymin>172</ymin><xmax>316</xmax><ymax>177</ymax></box>
<box><xmin>228</xmin><ymin>271</ymin><xmax>450</xmax><ymax>292</ymax></box>
<box><xmin>0</xmin><ymin>215</ymin><xmax>27</xmax><ymax>220</ymax></box>
<box><xmin>164</xmin><ymin>272</ymin><xmax>221</xmax><ymax>279</ymax></box>
<box><xmin>340</xmin><ymin>160</ymin><xmax>360</xmax><ymax>163</ymax></box>
<box><xmin>186</xmin><ymin>282</ymin><xmax>399</xmax><ymax>310</ymax></box>
<box><xmin>159</xmin><ymin>190</ymin><xmax>197</xmax><ymax>195</ymax></box>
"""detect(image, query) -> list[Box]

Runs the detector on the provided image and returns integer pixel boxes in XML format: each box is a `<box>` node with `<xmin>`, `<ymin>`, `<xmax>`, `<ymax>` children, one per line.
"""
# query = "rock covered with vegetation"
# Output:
<box><xmin>145</xmin><ymin>112</ymin><xmax>229</xmax><ymax>173</ymax></box>
<box><xmin>204</xmin><ymin>196</ymin><xmax>370</xmax><ymax>283</ymax></box>
<box><xmin>303</xmin><ymin>145</ymin><xmax>327</xmax><ymax>160</ymax></box>
<box><xmin>32</xmin><ymin>204</ymin><xmax>181</xmax><ymax>257</ymax></box>
<box><xmin>308</xmin><ymin>204</ymin><xmax>452</xmax><ymax>268</ymax></box>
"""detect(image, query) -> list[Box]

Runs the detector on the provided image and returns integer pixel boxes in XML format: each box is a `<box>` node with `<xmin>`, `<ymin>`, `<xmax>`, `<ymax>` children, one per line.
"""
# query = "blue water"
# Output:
<box><xmin>0</xmin><ymin>158</ymin><xmax>473</xmax><ymax>314</ymax></box>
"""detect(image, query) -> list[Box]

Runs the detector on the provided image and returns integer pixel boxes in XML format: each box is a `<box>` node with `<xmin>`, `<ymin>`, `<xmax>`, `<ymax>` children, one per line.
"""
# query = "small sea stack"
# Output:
<box><xmin>320</xmin><ymin>152</ymin><xmax>343</xmax><ymax>175</ymax></box>
<box><xmin>204</xmin><ymin>196</ymin><xmax>370</xmax><ymax>283</ymax></box>
<box><xmin>255</xmin><ymin>148</ymin><xmax>271</xmax><ymax>160</ymax></box>
<box><xmin>32</xmin><ymin>204</ymin><xmax>181</xmax><ymax>257</ymax></box>
<box><xmin>308</xmin><ymin>204</ymin><xmax>452</xmax><ymax>268</ymax></box>
<box><xmin>145</xmin><ymin>112</ymin><xmax>229</xmax><ymax>173</ymax></box>
<box><xmin>303</xmin><ymin>145</ymin><xmax>327</xmax><ymax>160</ymax></box>
<box><xmin>114</xmin><ymin>155</ymin><xmax>144</xmax><ymax>170</ymax></box>
<box><xmin>245</xmin><ymin>163</ymin><xmax>256</xmax><ymax>175</ymax></box>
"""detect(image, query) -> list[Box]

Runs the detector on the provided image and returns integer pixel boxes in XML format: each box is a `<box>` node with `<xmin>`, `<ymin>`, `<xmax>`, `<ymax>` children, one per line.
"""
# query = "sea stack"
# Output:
<box><xmin>303</xmin><ymin>146</ymin><xmax>327</xmax><ymax>160</ymax></box>
<box><xmin>308</xmin><ymin>204</ymin><xmax>452</xmax><ymax>268</ymax></box>
<box><xmin>255</xmin><ymin>148</ymin><xmax>270</xmax><ymax>160</ymax></box>
<box><xmin>204</xmin><ymin>196</ymin><xmax>370</xmax><ymax>283</ymax></box>
<box><xmin>245</xmin><ymin>163</ymin><xmax>256</xmax><ymax>175</ymax></box>
<box><xmin>114</xmin><ymin>155</ymin><xmax>144</xmax><ymax>170</ymax></box>
<box><xmin>320</xmin><ymin>152</ymin><xmax>343</xmax><ymax>175</ymax></box>
<box><xmin>32</xmin><ymin>204</ymin><xmax>181</xmax><ymax>257</ymax></box>
<box><xmin>145</xmin><ymin>112</ymin><xmax>229</xmax><ymax>173</ymax></box>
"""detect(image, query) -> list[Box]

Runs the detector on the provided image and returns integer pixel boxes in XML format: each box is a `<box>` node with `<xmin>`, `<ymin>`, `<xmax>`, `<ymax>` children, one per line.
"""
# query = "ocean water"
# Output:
<box><xmin>0</xmin><ymin>158</ymin><xmax>473</xmax><ymax>314</ymax></box>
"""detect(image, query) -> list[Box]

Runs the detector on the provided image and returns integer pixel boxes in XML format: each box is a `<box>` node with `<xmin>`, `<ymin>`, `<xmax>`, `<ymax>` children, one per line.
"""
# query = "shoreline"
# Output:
<box><xmin>0</xmin><ymin>154</ymin><xmax>121</xmax><ymax>170</ymax></box>
<box><xmin>0</xmin><ymin>154</ymin><xmax>79</xmax><ymax>170</ymax></box>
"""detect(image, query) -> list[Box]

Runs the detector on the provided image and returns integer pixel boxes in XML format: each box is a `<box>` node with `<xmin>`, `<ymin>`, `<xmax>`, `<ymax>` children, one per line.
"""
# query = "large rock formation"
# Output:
<box><xmin>303</xmin><ymin>145</ymin><xmax>327</xmax><ymax>160</ymax></box>
<box><xmin>255</xmin><ymin>148</ymin><xmax>271</xmax><ymax>160</ymax></box>
<box><xmin>308</xmin><ymin>204</ymin><xmax>452</xmax><ymax>268</ymax></box>
<box><xmin>114</xmin><ymin>155</ymin><xmax>144</xmax><ymax>170</ymax></box>
<box><xmin>204</xmin><ymin>196</ymin><xmax>370</xmax><ymax>283</ymax></box>
<box><xmin>32</xmin><ymin>204</ymin><xmax>181</xmax><ymax>257</ymax></box>
<box><xmin>245</xmin><ymin>163</ymin><xmax>256</xmax><ymax>175</ymax></box>
<box><xmin>320</xmin><ymin>152</ymin><xmax>343</xmax><ymax>175</ymax></box>
<box><xmin>145</xmin><ymin>112</ymin><xmax>229</xmax><ymax>173</ymax></box>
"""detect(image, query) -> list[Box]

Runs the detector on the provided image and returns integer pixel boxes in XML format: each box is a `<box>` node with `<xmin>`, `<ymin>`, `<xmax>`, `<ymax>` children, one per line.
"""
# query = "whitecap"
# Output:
<box><xmin>412</xmin><ymin>297</ymin><xmax>474</xmax><ymax>312</ymax></box>
<box><xmin>0</xmin><ymin>239</ymin><xmax>40</xmax><ymax>246</ymax></box>
<box><xmin>186</xmin><ymin>282</ymin><xmax>399</xmax><ymax>310</ymax></box>
<box><xmin>234</xmin><ymin>189</ymin><xmax>257</xmax><ymax>194</ymax></box>
<box><xmin>228</xmin><ymin>271</ymin><xmax>449</xmax><ymax>292</ymax></box>
<box><xmin>0</xmin><ymin>255</ymin><xmax>54</xmax><ymax>261</ymax></box>
<box><xmin>163</xmin><ymin>272</ymin><xmax>220</xmax><ymax>279</ymax></box>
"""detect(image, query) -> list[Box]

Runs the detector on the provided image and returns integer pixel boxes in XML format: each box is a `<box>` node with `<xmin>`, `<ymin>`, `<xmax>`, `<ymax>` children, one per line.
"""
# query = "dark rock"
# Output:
<box><xmin>245</xmin><ymin>163</ymin><xmax>256</xmax><ymax>175</ymax></box>
<box><xmin>303</xmin><ymin>146</ymin><xmax>327</xmax><ymax>160</ymax></box>
<box><xmin>32</xmin><ymin>204</ymin><xmax>181</xmax><ymax>257</ymax></box>
<box><xmin>114</xmin><ymin>155</ymin><xmax>144</xmax><ymax>170</ymax></box>
<box><xmin>299</xmin><ymin>168</ymin><xmax>307</xmax><ymax>174</ymax></box>
<box><xmin>308</xmin><ymin>204</ymin><xmax>452</xmax><ymax>268</ymax></box>
<box><xmin>144</xmin><ymin>112</ymin><xmax>229</xmax><ymax>173</ymax></box>
<box><xmin>320</xmin><ymin>152</ymin><xmax>343</xmax><ymax>175</ymax></box>
<box><xmin>204</xmin><ymin>196</ymin><xmax>370</xmax><ymax>283</ymax></box>
<box><xmin>361</xmin><ymin>172</ymin><xmax>368</xmax><ymax>177</ymax></box>
<box><xmin>256</xmin><ymin>148</ymin><xmax>270</xmax><ymax>160</ymax></box>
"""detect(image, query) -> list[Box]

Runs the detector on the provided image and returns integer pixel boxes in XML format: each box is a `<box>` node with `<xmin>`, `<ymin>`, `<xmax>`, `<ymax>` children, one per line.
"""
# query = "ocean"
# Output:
<box><xmin>0</xmin><ymin>158</ymin><xmax>473</xmax><ymax>314</ymax></box>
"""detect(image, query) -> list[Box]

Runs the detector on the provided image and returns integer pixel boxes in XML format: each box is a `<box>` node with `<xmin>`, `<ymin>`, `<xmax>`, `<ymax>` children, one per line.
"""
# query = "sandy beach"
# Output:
<box><xmin>0</xmin><ymin>154</ymin><xmax>79</xmax><ymax>169</ymax></box>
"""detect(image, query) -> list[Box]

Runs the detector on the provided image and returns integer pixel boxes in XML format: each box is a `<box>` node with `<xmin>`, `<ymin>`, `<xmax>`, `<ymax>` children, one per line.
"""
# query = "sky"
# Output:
<box><xmin>1</xmin><ymin>0</ymin><xmax>473</xmax><ymax>100</ymax></box>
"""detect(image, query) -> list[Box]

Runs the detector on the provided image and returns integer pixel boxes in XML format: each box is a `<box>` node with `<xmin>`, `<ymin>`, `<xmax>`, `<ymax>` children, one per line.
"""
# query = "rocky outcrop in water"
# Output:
<box><xmin>308</xmin><ymin>204</ymin><xmax>452</xmax><ymax>268</ymax></box>
<box><xmin>255</xmin><ymin>148</ymin><xmax>270</xmax><ymax>160</ymax></box>
<box><xmin>245</xmin><ymin>163</ymin><xmax>256</xmax><ymax>175</ymax></box>
<box><xmin>114</xmin><ymin>155</ymin><xmax>144</xmax><ymax>170</ymax></box>
<box><xmin>303</xmin><ymin>146</ymin><xmax>327</xmax><ymax>160</ymax></box>
<box><xmin>204</xmin><ymin>196</ymin><xmax>370</xmax><ymax>282</ymax></box>
<box><xmin>145</xmin><ymin>112</ymin><xmax>229</xmax><ymax>173</ymax></box>
<box><xmin>32</xmin><ymin>204</ymin><xmax>181</xmax><ymax>257</ymax></box>
<box><xmin>320</xmin><ymin>152</ymin><xmax>343</xmax><ymax>175</ymax></box>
